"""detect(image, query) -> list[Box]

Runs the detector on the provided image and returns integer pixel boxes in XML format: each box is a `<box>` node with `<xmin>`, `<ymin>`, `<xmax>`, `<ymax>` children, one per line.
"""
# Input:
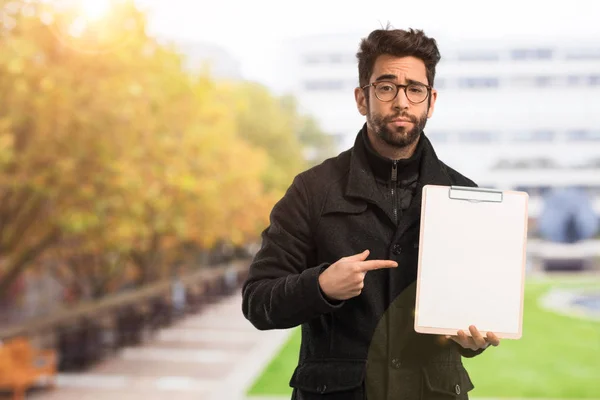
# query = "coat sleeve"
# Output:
<box><xmin>241</xmin><ymin>174</ymin><xmax>344</xmax><ymax>330</ymax></box>
<box><xmin>456</xmin><ymin>344</ymin><xmax>487</xmax><ymax>358</ymax></box>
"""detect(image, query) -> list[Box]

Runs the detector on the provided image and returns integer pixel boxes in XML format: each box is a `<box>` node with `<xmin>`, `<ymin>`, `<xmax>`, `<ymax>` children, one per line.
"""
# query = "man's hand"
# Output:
<box><xmin>446</xmin><ymin>325</ymin><xmax>500</xmax><ymax>351</ymax></box>
<box><xmin>318</xmin><ymin>249</ymin><xmax>398</xmax><ymax>301</ymax></box>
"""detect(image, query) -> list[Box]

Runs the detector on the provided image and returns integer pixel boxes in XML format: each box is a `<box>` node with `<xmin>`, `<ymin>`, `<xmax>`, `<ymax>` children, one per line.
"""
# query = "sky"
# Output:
<box><xmin>132</xmin><ymin>0</ymin><xmax>600</xmax><ymax>90</ymax></box>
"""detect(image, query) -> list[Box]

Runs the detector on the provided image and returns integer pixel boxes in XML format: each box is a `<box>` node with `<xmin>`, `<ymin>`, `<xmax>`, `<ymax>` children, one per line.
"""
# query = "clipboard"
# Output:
<box><xmin>414</xmin><ymin>185</ymin><xmax>529</xmax><ymax>339</ymax></box>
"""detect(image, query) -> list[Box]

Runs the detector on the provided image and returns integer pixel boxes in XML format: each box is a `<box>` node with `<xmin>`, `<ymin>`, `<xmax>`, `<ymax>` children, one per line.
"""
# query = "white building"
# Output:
<box><xmin>279</xmin><ymin>32</ymin><xmax>600</xmax><ymax>221</ymax></box>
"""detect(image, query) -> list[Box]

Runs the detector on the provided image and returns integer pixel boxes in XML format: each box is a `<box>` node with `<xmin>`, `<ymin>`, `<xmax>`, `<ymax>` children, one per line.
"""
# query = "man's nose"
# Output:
<box><xmin>393</xmin><ymin>88</ymin><xmax>410</xmax><ymax>110</ymax></box>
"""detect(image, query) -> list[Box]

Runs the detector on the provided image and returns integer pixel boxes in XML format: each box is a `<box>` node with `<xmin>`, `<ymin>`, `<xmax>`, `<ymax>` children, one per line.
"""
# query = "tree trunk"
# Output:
<box><xmin>0</xmin><ymin>228</ymin><xmax>59</xmax><ymax>295</ymax></box>
<box><xmin>130</xmin><ymin>232</ymin><xmax>161</xmax><ymax>285</ymax></box>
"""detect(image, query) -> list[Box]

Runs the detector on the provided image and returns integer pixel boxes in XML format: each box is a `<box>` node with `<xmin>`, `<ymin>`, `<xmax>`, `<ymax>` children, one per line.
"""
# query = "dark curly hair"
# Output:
<box><xmin>356</xmin><ymin>28</ymin><xmax>441</xmax><ymax>88</ymax></box>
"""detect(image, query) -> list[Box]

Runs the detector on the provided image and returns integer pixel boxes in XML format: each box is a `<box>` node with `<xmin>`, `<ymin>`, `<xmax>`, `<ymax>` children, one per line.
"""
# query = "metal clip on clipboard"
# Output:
<box><xmin>448</xmin><ymin>186</ymin><xmax>503</xmax><ymax>203</ymax></box>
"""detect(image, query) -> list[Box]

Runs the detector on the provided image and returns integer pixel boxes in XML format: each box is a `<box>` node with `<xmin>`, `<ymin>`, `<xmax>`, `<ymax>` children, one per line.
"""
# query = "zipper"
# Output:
<box><xmin>391</xmin><ymin>161</ymin><xmax>398</xmax><ymax>225</ymax></box>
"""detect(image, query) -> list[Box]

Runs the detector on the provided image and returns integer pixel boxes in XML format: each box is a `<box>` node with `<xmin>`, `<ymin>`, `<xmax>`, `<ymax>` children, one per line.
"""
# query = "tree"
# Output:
<box><xmin>279</xmin><ymin>94</ymin><xmax>337</xmax><ymax>166</ymax></box>
<box><xmin>0</xmin><ymin>0</ymin><xmax>321</xmax><ymax>296</ymax></box>
<box><xmin>232</xmin><ymin>82</ymin><xmax>306</xmax><ymax>193</ymax></box>
<box><xmin>0</xmin><ymin>0</ymin><xmax>186</xmax><ymax>292</ymax></box>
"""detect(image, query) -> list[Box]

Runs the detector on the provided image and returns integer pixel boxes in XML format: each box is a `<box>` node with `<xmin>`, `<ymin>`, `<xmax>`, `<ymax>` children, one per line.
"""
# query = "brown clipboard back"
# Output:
<box><xmin>414</xmin><ymin>185</ymin><xmax>529</xmax><ymax>340</ymax></box>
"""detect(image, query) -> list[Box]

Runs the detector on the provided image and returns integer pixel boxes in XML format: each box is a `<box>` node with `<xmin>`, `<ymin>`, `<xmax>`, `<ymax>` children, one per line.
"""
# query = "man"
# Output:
<box><xmin>242</xmin><ymin>28</ymin><xmax>500</xmax><ymax>400</ymax></box>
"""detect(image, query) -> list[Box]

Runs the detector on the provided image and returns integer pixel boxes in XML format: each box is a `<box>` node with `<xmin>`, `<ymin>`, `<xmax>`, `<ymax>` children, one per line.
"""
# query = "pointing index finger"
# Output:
<box><xmin>358</xmin><ymin>260</ymin><xmax>398</xmax><ymax>271</ymax></box>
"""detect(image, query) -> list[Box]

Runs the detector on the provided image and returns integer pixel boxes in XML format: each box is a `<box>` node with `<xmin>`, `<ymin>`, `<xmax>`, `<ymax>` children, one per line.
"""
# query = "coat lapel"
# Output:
<box><xmin>322</xmin><ymin>129</ymin><xmax>386</xmax><ymax>216</ymax></box>
<box><xmin>345</xmin><ymin>130</ymin><xmax>387</xmax><ymax>207</ymax></box>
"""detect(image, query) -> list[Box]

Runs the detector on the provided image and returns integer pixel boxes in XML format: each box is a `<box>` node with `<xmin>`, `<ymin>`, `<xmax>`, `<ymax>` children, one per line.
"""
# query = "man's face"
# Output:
<box><xmin>355</xmin><ymin>55</ymin><xmax>438</xmax><ymax>149</ymax></box>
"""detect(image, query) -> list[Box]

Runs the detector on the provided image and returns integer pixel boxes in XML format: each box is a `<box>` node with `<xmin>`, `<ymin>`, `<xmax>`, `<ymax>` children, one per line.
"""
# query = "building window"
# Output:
<box><xmin>510</xmin><ymin>76</ymin><xmax>535</xmax><ymax>87</ymax></box>
<box><xmin>509</xmin><ymin>75</ymin><xmax>599</xmax><ymax>88</ymax></box>
<box><xmin>456</xmin><ymin>51</ymin><xmax>499</xmax><ymax>61</ymax></box>
<box><xmin>513</xmin><ymin>159</ymin><xmax>557</xmax><ymax>169</ymax></box>
<box><xmin>459</xmin><ymin>131</ymin><xmax>498</xmax><ymax>142</ymax></box>
<box><xmin>567</xmin><ymin>75</ymin><xmax>584</xmax><ymax>87</ymax></box>
<box><xmin>565</xmin><ymin>48</ymin><xmax>600</xmax><ymax>60</ymax></box>
<box><xmin>514</xmin><ymin>130</ymin><xmax>556</xmax><ymax>142</ymax></box>
<box><xmin>302</xmin><ymin>53</ymin><xmax>354</xmax><ymax>65</ymax></box>
<box><xmin>511</xmin><ymin>48</ymin><xmax>554</xmax><ymax>60</ymax></box>
<box><xmin>303</xmin><ymin>54</ymin><xmax>323</xmax><ymax>64</ymax></box>
<box><xmin>565</xmin><ymin>75</ymin><xmax>600</xmax><ymax>87</ymax></box>
<box><xmin>534</xmin><ymin>76</ymin><xmax>555</xmax><ymax>87</ymax></box>
<box><xmin>566</xmin><ymin>130</ymin><xmax>600</xmax><ymax>142</ymax></box>
<box><xmin>458</xmin><ymin>77</ymin><xmax>499</xmax><ymax>88</ymax></box>
<box><xmin>329</xmin><ymin>54</ymin><xmax>343</xmax><ymax>63</ymax></box>
<box><xmin>588</xmin><ymin>75</ymin><xmax>600</xmax><ymax>86</ymax></box>
<box><xmin>304</xmin><ymin>80</ymin><xmax>345</xmax><ymax>91</ymax></box>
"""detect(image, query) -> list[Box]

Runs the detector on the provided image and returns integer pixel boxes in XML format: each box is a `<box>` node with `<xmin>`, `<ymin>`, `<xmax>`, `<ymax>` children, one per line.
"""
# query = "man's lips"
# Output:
<box><xmin>389</xmin><ymin>118</ymin><xmax>413</xmax><ymax>126</ymax></box>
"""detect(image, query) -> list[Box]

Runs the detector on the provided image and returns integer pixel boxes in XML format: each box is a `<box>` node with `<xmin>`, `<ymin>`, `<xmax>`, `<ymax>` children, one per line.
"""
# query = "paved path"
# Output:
<box><xmin>28</xmin><ymin>293</ymin><xmax>292</xmax><ymax>400</ymax></box>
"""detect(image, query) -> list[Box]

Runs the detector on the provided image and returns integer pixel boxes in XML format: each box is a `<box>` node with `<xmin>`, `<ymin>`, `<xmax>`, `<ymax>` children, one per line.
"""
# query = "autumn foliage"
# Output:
<box><xmin>0</xmin><ymin>0</ymin><xmax>333</xmax><ymax>297</ymax></box>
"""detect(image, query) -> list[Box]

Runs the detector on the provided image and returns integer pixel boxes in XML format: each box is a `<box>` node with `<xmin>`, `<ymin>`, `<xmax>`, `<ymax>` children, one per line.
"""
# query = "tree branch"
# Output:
<box><xmin>3</xmin><ymin>192</ymin><xmax>45</xmax><ymax>252</ymax></box>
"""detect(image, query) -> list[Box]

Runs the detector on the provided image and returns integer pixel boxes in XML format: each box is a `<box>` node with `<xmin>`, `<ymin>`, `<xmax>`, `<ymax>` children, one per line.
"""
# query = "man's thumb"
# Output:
<box><xmin>345</xmin><ymin>249</ymin><xmax>369</xmax><ymax>261</ymax></box>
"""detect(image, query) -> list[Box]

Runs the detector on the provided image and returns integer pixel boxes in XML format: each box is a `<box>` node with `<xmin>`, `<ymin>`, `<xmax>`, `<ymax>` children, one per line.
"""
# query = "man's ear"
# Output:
<box><xmin>355</xmin><ymin>87</ymin><xmax>368</xmax><ymax>116</ymax></box>
<box><xmin>427</xmin><ymin>89</ymin><xmax>437</xmax><ymax>119</ymax></box>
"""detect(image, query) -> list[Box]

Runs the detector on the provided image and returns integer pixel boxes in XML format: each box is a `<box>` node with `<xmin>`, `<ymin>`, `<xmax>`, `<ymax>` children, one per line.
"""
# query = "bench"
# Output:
<box><xmin>0</xmin><ymin>337</ymin><xmax>57</xmax><ymax>400</ymax></box>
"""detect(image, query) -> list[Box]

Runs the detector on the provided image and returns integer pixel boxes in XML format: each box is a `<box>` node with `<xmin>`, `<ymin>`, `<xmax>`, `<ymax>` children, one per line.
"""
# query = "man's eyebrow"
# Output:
<box><xmin>406</xmin><ymin>78</ymin><xmax>428</xmax><ymax>86</ymax></box>
<box><xmin>374</xmin><ymin>75</ymin><xmax>429</xmax><ymax>86</ymax></box>
<box><xmin>374</xmin><ymin>74</ymin><xmax>397</xmax><ymax>81</ymax></box>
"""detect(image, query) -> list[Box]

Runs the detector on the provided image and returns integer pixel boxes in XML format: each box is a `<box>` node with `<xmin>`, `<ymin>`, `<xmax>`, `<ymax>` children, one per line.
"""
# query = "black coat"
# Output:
<box><xmin>242</xmin><ymin>127</ymin><xmax>485</xmax><ymax>400</ymax></box>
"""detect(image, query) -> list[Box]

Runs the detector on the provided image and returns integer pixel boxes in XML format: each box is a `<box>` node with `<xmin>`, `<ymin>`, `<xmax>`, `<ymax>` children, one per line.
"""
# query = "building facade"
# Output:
<box><xmin>280</xmin><ymin>33</ymin><xmax>600</xmax><ymax>226</ymax></box>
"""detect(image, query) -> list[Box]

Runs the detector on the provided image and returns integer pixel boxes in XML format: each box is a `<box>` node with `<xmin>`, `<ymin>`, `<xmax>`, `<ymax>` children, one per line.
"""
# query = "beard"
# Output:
<box><xmin>367</xmin><ymin>107</ymin><xmax>428</xmax><ymax>148</ymax></box>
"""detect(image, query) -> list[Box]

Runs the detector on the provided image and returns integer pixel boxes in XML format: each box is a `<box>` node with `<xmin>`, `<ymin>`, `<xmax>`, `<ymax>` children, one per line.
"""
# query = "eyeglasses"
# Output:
<box><xmin>362</xmin><ymin>81</ymin><xmax>431</xmax><ymax>104</ymax></box>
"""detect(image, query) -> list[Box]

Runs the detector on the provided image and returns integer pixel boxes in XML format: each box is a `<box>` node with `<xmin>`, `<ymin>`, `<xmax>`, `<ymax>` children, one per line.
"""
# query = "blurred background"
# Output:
<box><xmin>0</xmin><ymin>0</ymin><xmax>598</xmax><ymax>399</ymax></box>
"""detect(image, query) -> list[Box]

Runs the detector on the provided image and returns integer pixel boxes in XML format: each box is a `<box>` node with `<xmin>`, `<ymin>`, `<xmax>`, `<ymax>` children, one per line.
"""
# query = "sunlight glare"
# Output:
<box><xmin>79</xmin><ymin>0</ymin><xmax>112</xmax><ymax>21</ymax></box>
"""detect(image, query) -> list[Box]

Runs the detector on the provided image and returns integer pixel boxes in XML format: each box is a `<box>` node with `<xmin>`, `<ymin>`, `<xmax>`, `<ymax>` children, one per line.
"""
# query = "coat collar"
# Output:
<box><xmin>322</xmin><ymin>124</ymin><xmax>452</xmax><ymax>219</ymax></box>
<box><xmin>361</xmin><ymin>126</ymin><xmax>423</xmax><ymax>183</ymax></box>
<box><xmin>346</xmin><ymin>124</ymin><xmax>452</xmax><ymax>204</ymax></box>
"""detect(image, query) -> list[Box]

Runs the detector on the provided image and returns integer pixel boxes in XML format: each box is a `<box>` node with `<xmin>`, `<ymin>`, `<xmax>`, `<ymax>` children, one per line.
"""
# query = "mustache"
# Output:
<box><xmin>385</xmin><ymin>113</ymin><xmax>418</xmax><ymax>123</ymax></box>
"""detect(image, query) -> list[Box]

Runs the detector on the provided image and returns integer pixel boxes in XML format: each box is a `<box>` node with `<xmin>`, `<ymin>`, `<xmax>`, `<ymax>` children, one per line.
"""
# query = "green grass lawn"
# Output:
<box><xmin>247</xmin><ymin>277</ymin><xmax>600</xmax><ymax>398</ymax></box>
